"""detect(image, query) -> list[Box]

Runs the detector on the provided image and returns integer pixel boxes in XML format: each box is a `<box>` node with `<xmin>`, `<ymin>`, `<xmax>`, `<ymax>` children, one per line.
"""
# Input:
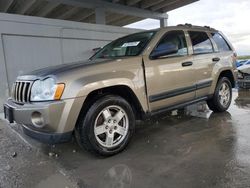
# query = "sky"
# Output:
<box><xmin>125</xmin><ymin>0</ymin><xmax>250</xmax><ymax>56</ymax></box>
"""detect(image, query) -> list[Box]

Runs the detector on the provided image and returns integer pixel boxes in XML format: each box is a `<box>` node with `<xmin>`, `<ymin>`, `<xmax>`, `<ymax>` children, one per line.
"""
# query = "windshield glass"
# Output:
<box><xmin>90</xmin><ymin>31</ymin><xmax>156</xmax><ymax>60</ymax></box>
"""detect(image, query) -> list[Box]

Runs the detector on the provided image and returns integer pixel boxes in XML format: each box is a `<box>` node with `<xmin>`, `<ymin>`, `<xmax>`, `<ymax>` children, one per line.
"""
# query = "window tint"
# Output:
<box><xmin>211</xmin><ymin>33</ymin><xmax>231</xmax><ymax>52</ymax></box>
<box><xmin>153</xmin><ymin>30</ymin><xmax>188</xmax><ymax>57</ymax></box>
<box><xmin>189</xmin><ymin>31</ymin><xmax>213</xmax><ymax>54</ymax></box>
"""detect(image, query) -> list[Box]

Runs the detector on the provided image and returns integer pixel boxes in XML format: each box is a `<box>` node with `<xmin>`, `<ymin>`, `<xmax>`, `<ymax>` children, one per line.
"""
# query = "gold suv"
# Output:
<box><xmin>4</xmin><ymin>24</ymin><xmax>237</xmax><ymax>156</ymax></box>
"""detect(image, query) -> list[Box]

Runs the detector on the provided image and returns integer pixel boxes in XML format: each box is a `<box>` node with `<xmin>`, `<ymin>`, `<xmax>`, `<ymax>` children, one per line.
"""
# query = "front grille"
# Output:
<box><xmin>239</xmin><ymin>81</ymin><xmax>250</xmax><ymax>89</ymax></box>
<box><xmin>12</xmin><ymin>81</ymin><xmax>32</xmax><ymax>103</ymax></box>
<box><xmin>244</xmin><ymin>75</ymin><xmax>250</xmax><ymax>80</ymax></box>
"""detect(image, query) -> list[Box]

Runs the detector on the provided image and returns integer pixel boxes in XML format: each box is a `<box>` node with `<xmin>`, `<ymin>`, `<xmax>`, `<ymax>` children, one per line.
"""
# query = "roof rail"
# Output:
<box><xmin>177</xmin><ymin>23</ymin><xmax>215</xmax><ymax>30</ymax></box>
<box><xmin>177</xmin><ymin>23</ymin><xmax>192</xmax><ymax>27</ymax></box>
<box><xmin>184</xmin><ymin>23</ymin><xmax>192</xmax><ymax>27</ymax></box>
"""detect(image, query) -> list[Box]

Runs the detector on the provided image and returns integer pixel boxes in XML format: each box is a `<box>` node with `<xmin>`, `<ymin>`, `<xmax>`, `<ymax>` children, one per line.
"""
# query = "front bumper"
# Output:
<box><xmin>238</xmin><ymin>79</ymin><xmax>250</xmax><ymax>89</ymax></box>
<box><xmin>4</xmin><ymin>98</ymin><xmax>74</xmax><ymax>144</ymax></box>
<box><xmin>22</xmin><ymin>124</ymin><xmax>72</xmax><ymax>144</ymax></box>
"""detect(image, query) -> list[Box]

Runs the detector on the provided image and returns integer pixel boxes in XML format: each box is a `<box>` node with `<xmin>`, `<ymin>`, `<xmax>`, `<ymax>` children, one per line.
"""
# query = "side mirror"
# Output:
<box><xmin>150</xmin><ymin>43</ymin><xmax>178</xmax><ymax>59</ymax></box>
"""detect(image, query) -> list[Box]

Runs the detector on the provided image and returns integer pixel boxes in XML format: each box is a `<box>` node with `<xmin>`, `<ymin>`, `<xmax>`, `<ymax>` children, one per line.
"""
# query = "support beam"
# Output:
<box><xmin>106</xmin><ymin>13</ymin><xmax>126</xmax><ymax>24</ymax></box>
<box><xmin>36</xmin><ymin>2</ymin><xmax>60</xmax><ymax>17</ymax></box>
<box><xmin>140</xmin><ymin>0</ymin><xmax>164</xmax><ymax>9</ymax></box>
<box><xmin>70</xmin><ymin>9</ymin><xmax>94</xmax><ymax>22</ymax></box>
<box><xmin>110</xmin><ymin>16</ymin><xmax>141</xmax><ymax>26</ymax></box>
<box><xmin>160</xmin><ymin>17</ymin><xmax>168</xmax><ymax>27</ymax></box>
<box><xmin>161</xmin><ymin>0</ymin><xmax>199</xmax><ymax>12</ymax></box>
<box><xmin>56</xmin><ymin>6</ymin><xmax>80</xmax><ymax>20</ymax></box>
<box><xmin>117</xmin><ymin>17</ymin><xmax>142</xmax><ymax>26</ymax></box>
<box><xmin>0</xmin><ymin>0</ymin><xmax>14</xmax><ymax>12</ymax></box>
<box><xmin>16</xmin><ymin>0</ymin><xmax>37</xmax><ymax>14</ymax></box>
<box><xmin>151</xmin><ymin>0</ymin><xmax>177</xmax><ymax>11</ymax></box>
<box><xmin>95</xmin><ymin>7</ymin><xmax>106</xmax><ymax>25</ymax></box>
<box><xmin>82</xmin><ymin>14</ymin><xmax>95</xmax><ymax>23</ymax></box>
<box><xmin>126</xmin><ymin>0</ymin><xmax>141</xmax><ymax>6</ymax></box>
<box><xmin>47</xmin><ymin>0</ymin><xmax>168</xmax><ymax>20</ymax></box>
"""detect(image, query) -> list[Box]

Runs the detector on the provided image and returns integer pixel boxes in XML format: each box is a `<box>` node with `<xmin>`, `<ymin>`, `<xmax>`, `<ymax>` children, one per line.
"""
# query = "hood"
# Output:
<box><xmin>17</xmin><ymin>59</ymin><xmax>112</xmax><ymax>81</ymax></box>
<box><xmin>238</xmin><ymin>64</ymin><xmax>250</xmax><ymax>74</ymax></box>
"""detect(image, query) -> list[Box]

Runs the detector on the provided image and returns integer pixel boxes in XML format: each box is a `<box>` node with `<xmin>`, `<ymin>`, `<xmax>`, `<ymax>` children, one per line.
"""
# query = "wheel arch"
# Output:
<box><xmin>77</xmin><ymin>85</ymin><xmax>146</xmax><ymax>122</ymax></box>
<box><xmin>218</xmin><ymin>70</ymin><xmax>235</xmax><ymax>88</ymax></box>
<box><xmin>210</xmin><ymin>69</ymin><xmax>236</xmax><ymax>95</ymax></box>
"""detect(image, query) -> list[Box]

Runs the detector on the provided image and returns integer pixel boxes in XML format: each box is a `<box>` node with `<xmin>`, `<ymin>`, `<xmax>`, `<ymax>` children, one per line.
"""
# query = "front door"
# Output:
<box><xmin>143</xmin><ymin>30</ymin><xmax>196</xmax><ymax>112</ymax></box>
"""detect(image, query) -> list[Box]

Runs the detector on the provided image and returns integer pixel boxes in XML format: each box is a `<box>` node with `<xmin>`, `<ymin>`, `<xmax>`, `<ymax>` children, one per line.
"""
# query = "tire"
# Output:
<box><xmin>75</xmin><ymin>95</ymin><xmax>135</xmax><ymax>156</ymax></box>
<box><xmin>207</xmin><ymin>77</ymin><xmax>232</xmax><ymax>112</ymax></box>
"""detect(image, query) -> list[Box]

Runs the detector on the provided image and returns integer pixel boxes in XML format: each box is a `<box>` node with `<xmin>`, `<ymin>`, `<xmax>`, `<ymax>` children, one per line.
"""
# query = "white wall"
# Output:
<box><xmin>0</xmin><ymin>13</ymin><xmax>139</xmax><ymax>111</ymax></box>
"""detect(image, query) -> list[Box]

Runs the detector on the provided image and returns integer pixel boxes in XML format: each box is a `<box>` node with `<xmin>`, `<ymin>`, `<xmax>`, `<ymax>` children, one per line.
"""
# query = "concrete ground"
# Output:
<box><xmin>0</xmin><ymin>89</ymin><xmax>250</xmax><ymax>188</ymax></box>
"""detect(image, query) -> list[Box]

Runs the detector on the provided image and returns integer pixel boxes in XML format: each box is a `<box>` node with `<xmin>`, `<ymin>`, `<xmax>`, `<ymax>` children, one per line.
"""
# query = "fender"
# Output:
<box><xmin>209</xmin><ymin>66</ymin><xmax>236</xmax><ymax>95</ymax></box>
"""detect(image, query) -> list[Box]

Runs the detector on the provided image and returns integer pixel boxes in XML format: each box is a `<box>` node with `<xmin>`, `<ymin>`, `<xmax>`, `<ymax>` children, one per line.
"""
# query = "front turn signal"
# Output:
<box><xmin>54</xmin><ymin>84</ymin><xmax>65</xmax><ymax>100</ymax></box>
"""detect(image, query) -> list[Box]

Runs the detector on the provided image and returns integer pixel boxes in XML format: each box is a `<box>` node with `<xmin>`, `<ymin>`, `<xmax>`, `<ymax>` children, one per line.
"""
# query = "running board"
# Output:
<box><xmin>150</xmin><ymin>96</ymin><xmax>209</xmax><ymax>116</ymax></box>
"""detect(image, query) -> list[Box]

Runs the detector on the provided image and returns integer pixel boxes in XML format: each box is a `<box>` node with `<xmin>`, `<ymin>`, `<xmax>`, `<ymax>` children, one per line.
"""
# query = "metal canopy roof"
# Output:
<box><xmin>0</xmin><ymin>0</ymin><xmax>198</xmax><ymax>26</ymax></box>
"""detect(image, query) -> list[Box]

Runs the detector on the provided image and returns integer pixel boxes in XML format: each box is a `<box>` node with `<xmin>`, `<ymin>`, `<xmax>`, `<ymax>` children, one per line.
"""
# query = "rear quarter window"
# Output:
<box><xmin>189</xmin><ymin>31</ymin><xmax>214</xmax><ymax>54</ymax></box>
<box><xmin>211</xmin><ymin>33</ymin><xmax>232</xmax><ymax>52</ymax></box>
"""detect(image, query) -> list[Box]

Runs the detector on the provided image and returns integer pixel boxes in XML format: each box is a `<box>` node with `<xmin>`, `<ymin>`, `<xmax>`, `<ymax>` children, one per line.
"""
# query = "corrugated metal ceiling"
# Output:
<box><xmin>0</xmin><ymin>0</ymin><xmax>198</xmax><ymax>26</ymax></box>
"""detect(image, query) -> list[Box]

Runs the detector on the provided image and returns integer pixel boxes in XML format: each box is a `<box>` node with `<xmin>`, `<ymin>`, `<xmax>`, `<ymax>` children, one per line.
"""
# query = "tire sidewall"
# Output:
<box><xmin>214</xmin><ymin>77</ymin><xmax>232</xmax><ymax>111</ymax></box>
<box><xmin>80</xmin><ymin>95</ymin><xmax>135</xmax><ymax>156</ymax></box>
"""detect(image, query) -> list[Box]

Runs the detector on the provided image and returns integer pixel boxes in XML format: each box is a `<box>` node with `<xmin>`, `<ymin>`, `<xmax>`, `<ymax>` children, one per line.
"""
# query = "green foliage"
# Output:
<box><xmin>238</xmin><ymin>56</ymin><xmax>250</xmax><ymax>60</ymax></box>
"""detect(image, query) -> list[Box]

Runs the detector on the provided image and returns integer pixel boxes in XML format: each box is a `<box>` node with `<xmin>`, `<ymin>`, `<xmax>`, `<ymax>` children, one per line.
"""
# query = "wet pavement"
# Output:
<box><xmin>0</xmin><ymin>89</ymin><xmax>250</xmax><ymax>188</ymax></box>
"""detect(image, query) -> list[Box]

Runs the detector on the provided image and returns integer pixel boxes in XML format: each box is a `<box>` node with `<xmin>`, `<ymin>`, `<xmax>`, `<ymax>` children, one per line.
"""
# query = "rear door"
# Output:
<box><xmin>209</xmin><ymin>32</ymin><xmax>235</xmax><ymax>67</ymax></box>
<box><xmin>143</xmin><ymin>30</ymin><xmax>196</xmax><ymax>112</ymax></box>
<box><xmin>188</xmin><ymin>31</ymin><xmax>216</xmax><ymax>98</ymax></box>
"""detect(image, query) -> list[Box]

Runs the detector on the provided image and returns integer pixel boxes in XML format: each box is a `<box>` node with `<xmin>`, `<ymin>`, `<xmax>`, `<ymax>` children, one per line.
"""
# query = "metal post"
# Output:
<box><xmin>160</xmin><ymin>18</ymin><xmax>168</xmax><ymax>28</ymax></box>
<box><xmin>95</xmin><ymin>7</ymin><xmax>106</xmax><ymax>25</ymax></box>
<box><xmin>160</xmin><ymin>13</ymin><xmax>168</xmax><ymax>28</ymax></box>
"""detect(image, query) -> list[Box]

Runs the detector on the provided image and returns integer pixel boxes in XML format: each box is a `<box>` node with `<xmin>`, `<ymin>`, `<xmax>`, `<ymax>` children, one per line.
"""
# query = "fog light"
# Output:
<box><xmin>31</xmin><ymin>111</ymin><xmax>45</xmax><ymax>128</ymax></box>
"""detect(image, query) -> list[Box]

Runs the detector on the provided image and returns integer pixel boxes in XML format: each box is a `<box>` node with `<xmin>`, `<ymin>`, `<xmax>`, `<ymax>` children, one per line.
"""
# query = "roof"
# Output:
<box><xmin>0</xmin><ymin>0</ymin><xmax>199</xmax><ymax>26</ymax></box>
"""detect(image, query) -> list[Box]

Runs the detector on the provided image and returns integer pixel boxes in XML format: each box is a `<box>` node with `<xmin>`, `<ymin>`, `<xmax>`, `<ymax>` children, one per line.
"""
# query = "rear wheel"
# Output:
<box><xmin>75</xmin><ymin>95</ymin><xmax>135</xmax><ymax>156</ymax></box>
<box><xmin>207</xmin><ymin>77</ymin><xmax>232</xmax><ymax>112</ymax></box>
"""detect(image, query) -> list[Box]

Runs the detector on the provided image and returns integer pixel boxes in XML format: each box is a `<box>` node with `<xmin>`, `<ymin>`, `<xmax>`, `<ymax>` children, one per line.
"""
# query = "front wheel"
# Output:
<box><xmin>207</xmin><ymin>77</ymin><xmax>232</xmax><ymax>112</ymax></box>
<box><xmin>75</xmin><ymin>95</ymin><xmax>135</xmax><ymax>156</ymax></box>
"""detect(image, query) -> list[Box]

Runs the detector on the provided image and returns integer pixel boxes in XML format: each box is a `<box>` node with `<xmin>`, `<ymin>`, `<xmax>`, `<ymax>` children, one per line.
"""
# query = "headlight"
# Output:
<box><xmin>30</xmin><ymin>78</ymin><xmax>65</xmax><ymax>102</ymax></box>
<box><xmin>238</xmin><ymin>71</ymin><xmax>244</xmax><ymax>79</ymax></box>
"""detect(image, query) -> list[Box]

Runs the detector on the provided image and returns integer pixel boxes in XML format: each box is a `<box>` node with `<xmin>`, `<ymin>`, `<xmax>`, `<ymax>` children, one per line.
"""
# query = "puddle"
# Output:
<box><xmin>35</xmin><ymin>173</ymin><xmax>75</xmax><ymax>188</ymax></box>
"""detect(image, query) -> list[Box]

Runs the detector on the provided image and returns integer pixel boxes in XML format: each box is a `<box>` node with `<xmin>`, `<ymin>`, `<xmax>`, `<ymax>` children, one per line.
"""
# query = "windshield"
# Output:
<box><xmin>90</xmin><ymin>31</ymin><xmax>156</xmax><ymax>60</ymax></box>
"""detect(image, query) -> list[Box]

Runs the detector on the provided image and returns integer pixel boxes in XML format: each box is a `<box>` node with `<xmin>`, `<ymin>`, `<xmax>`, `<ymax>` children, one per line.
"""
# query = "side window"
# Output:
<box><xmin>189</xmin><ymin>31</ymin><xmax>213</xmax><ymax>54</ymax></box>
<box><xmin>152</xmin><ymin>30</ymin><xmax>188</xmax><ymax>58</ymax></box>
<box><xmin>211</xmin><ymin>33</ymin><xmax>231</xmax><ymax>52</ymax></box>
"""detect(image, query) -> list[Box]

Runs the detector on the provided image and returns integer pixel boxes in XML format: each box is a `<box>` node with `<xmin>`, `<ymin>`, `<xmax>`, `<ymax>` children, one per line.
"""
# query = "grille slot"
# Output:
<box><xmin>12</xmin><ymin>81</ymin><xmax>32</xmax><ymax>103</ymax></box>
<box><xmin>245</xmin><ymin>75</ymin><xmax>250</xmax><ymax>80</ymax></box>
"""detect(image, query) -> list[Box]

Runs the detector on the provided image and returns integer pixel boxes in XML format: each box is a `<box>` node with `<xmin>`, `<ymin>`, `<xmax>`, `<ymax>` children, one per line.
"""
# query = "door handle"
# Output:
<box><xmin>212</xmin><ymin>57</ymin><xmax>220</xmax><ymax>62</ymax></box>
<box><xmin>182</xmin><ymin>61</ymin><xmax>193</xmax><ymax>67</ymax></box>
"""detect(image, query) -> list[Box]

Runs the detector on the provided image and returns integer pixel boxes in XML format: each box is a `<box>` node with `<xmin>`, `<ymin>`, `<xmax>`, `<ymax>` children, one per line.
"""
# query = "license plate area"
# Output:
<box><xmin>4</xmin><ymin>105</ymin><xmax>14</xmax><ymax>123</ymax></box>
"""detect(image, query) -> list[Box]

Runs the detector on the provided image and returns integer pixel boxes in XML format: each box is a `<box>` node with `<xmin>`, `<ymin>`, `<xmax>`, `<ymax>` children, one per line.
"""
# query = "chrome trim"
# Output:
<box><xmin>22</xmin><ymin>82</ymin><xmax>27</xmax><ymax>102</ymax></box>
<box><xmin>12</xmin><ymin>81</ymin><xmax>32</xmax><ymax>103</ymax></box>
<box><xmin>27</xmin><ymin>82</ymin><xmax>32</xmax><ymax>102</ymax></box>
<box><xmin>18</xmin><ymin>82</ymin><xmax>22</xmax><ymax>102</ymax></box>
<box><xmin>15</xmin><ymin>82</ymin><xmax>18</xmax><ymax>100</ymax></box>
